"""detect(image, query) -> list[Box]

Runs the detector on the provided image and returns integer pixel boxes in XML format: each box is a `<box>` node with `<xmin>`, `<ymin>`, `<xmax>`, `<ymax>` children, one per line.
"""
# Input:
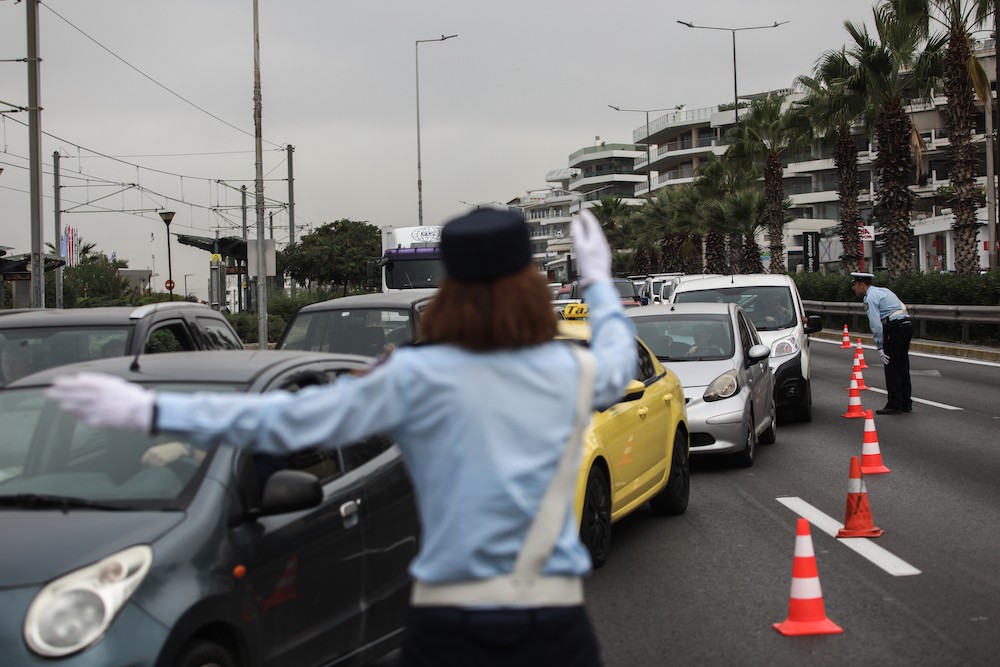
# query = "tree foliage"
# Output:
<box><xmin>279</xmin><ymin>219</ymin><xmax>380</xmax><ymax>295</ymax></box>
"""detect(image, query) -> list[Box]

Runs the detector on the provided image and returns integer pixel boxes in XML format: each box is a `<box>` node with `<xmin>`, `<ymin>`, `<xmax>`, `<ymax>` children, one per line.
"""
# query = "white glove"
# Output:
<box><xmin>879</xmin><ymin>350</ymin><xmax>890</xmax><ymax>365</ymax></box>
<box><xmin>46</xmin><ymin>372</ymin><xmax>155</xmax><ymax>433</ymax></box>
<box><xmin>571</xmin><ymin>209</ymin><xmax>612</xmax><ymax>287</ymax></box>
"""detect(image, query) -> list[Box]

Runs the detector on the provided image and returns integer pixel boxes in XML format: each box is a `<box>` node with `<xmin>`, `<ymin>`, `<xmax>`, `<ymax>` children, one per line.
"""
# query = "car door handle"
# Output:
<box><xmin>340</xmin><ymin>499</ymin><xmax>362</xmax><ymax>518</ymax></box>
<box><xmin>637</xmin><ymin>407</ymin><xmax>649</xmax><ymax>418</ymax></box>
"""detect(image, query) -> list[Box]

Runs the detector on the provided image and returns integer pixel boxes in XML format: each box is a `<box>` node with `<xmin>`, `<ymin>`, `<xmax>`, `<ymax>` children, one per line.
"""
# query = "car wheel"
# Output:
<box><xmin>580</xmin><ymin>466</ymin><xmax>611</xmax><ymax>569</ymax></box>
<box><xmin>791</xmin><ymin>381</ymin><xmax>813</xmax><ymax>423</ymax></box>
<box><xmin>732</xmin><ymin>411</ymin><xmax>756</xmax><ymax>468</ymax></box>
<box><xmin>649</xmin><ymin>428</ymin><xmax>689</xmax><ymax>516</ymax></box>
<box><xmin>175</xmin><ymin>640</ymin><xmax>237</xmax><ymax>667</ymax></box>
<box><xmin>759</xmin><ymin>397</ymin><xmax>777</xmax><ymax>445</ymax></box>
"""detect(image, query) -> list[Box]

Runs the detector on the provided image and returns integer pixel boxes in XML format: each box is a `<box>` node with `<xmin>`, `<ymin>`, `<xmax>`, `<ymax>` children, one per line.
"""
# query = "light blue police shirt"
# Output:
<box><xmin>863</xmin><ymin>285</ymin><xmax>907</xmax><ymax>349</ymax></box>
<box><xmin>156</xmin><ymin>281</ymin><xmax>637</xmax><ymax>584</ymax></box>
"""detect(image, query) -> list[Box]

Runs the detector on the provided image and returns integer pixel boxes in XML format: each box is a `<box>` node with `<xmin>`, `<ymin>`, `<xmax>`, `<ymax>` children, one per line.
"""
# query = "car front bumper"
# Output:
<box><xmin>684</xmin><ymin>391</ymin><xmax>750</xmax><ymax>456</ymax></box>
<box><xmin>771</xmin><ymin>351</ymin><xmax>808</xmax><ymax>410</ymax></box>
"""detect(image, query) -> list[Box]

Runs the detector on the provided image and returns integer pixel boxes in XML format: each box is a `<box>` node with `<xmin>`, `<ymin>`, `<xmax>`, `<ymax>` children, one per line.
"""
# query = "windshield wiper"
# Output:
<box><xmin>0</xmin><ymin>493</ymin><xmax>130</xmax><ymax>512</ymax></box>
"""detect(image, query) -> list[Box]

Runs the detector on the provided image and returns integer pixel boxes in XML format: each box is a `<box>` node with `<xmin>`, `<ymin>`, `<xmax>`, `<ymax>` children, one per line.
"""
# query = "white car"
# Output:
<box><xmin>670</xmin><ymin>274</ymin><xmax>822</xmax><ymax>422</ymax></box>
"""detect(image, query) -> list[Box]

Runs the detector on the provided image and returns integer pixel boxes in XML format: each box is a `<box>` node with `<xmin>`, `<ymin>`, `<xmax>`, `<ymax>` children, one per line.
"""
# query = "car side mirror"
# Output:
<box><xmin>621</xmin><ymin>379</ymin><xmax>646</xmax><ymax>402</ymax></box>
<box><xmin>257</xmin><ymin>469</ymin><xmax>322</xmax><ymax>517</ymax></box>
<box><xmin>804</xmin><ymin>314</ymin><xmax>823</xmax><ymax>334</ymax></box>
<box><xmin>747</xmin><ymin>343</ymin><xmax>771</xmax><ymax>366</ymax></box>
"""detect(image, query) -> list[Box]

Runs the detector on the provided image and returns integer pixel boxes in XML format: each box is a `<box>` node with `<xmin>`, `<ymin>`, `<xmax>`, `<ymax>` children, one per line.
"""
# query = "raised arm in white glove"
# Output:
<box><xmin>571</xmin><ymin>209</ymin><xmax>612</xmax><ymax>288</ymax></box>
<box><xmin>45</xmin><ymin>372</ymin><xmax>155</xmax><ymax>433</ymax></box>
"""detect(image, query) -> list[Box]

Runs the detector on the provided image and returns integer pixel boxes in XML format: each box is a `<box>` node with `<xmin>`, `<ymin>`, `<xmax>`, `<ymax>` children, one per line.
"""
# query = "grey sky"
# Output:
<box><xmin>1</xmin><ymin>0</ymin><xmax>880</xmax><ymax>299</ymax></box>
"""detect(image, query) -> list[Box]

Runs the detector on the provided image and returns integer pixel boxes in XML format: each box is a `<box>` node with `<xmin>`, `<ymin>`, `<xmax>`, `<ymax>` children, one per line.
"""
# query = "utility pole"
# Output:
<box><xmin>240</xmin><ymin>185</ymin><xmax>248</xmax><ymax>312</ymax></box>
<box><xmin>287</xmin><ymin>144</ymin><xmax>296</xmax><ymax>294</ymax></box>
<box><xmin>252</xmin><ymin>0</ymin><xmax>268</xmax><ymax>345</ymax></box>
<box><xmin>53</xmin><ymin>151</ymin><xmax>63</xmax><ymax>308</ymax></box>
<box><xmin>27</xmin><ymin>0</ymin><xmax>44</xmax><ymax>307</ymax></box>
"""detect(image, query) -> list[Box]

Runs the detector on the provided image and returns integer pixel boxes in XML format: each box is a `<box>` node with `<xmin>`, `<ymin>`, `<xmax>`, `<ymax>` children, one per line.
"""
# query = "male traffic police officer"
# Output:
<box><xmin>46</xmin><ymin>208</ymin><xmax>636</xmax><ymax>666</ymax></box>
<box><xmin>851</xmin><ymin>272</ymin><xmax>912</xmax><ymax>414</ymax></box>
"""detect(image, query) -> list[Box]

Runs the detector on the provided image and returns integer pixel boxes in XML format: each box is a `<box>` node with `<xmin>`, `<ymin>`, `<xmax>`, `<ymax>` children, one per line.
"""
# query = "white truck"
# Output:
<box><xmin>368</xmin><ymin>225</ymin><xmax>446</xmax><ymax>293</ymax></box>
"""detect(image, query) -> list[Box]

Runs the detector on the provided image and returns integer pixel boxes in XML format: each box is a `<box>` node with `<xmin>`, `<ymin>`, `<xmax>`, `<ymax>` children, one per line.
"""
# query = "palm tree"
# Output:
<box><xmin>726</xmin><ymin>94</ymin><xmax>811</xmax><ymax>275</ymax></box>
<box><xmin>796</xmin><ymin>48</ymin><xmax>868</xmax><ymax>273</ymax></box>
<box><xmin>843</xmin><ymin>1</ymin><xmax>945</xmax><ymax>277</ymax></box>
<box><xmin>692</xmin><ymin>154</ymin><xmax>758</xmax><ymax>274</ymax></box>
<box><xmin>901</xmin><ymin>0</ymin><xmax>994</xmax><ymax>274</ymax></box>
<box><xmin>707</xmin><ymin>187</ymin><xmax>768</xmax><ymax>274</ymax></box>
<box><xmin>589</xmin><ymin>196</ymin><xmax>634</xmax><ymax>252</ymax></box>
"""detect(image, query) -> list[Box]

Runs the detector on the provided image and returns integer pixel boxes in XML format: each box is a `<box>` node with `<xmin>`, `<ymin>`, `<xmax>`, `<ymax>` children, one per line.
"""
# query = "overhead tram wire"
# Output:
<box><xmin>39</xmin><ymin>0</ymin><xmax>284</xmax><ymax>149</ymax></box>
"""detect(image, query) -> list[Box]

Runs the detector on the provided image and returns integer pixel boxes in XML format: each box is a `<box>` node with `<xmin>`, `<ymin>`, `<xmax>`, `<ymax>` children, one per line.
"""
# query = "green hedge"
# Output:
<box><xmin>792</xmin><ymin>270</ymin><xmax>1000</xmax><ymax>305</ymax></box>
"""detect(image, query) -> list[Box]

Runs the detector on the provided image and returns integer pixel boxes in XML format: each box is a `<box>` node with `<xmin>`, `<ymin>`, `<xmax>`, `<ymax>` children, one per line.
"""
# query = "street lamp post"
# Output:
<box><xmin>608</xmin><ymin>104</ymin><xmax>685</xmax><ymax>196</ymax></box>
<box><xmin>677</xmin><ymin>20</ymin><xmax>788</xmax><ymax>123</ymax></box>
<box><xmin>158</xmin><ymin>211</ymin><xmax>175</xmax><ymax>301</ymax></box>
<box><xmin>415</xmin><ymin>34</ymin><xmax>457</xmax><ymax>226</ymax></box>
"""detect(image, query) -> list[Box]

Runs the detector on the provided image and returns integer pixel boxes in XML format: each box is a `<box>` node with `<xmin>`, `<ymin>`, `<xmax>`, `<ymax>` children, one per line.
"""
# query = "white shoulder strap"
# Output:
<box><xmin>512</xmin><ymin>345</ymin><xmax>596</xmax><ymax>578</ymax></box>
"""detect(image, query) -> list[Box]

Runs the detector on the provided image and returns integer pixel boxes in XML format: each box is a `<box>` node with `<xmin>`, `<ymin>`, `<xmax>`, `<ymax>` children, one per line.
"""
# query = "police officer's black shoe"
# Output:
<box><xmin>876</xmin><ymin>407</ymin><xmax>903</xmax><ymax>415</ymax></box>
<box><xmin>902</xmin><ymin>406</ymin><xmax>912</xmax><ymax>413</ymax></box>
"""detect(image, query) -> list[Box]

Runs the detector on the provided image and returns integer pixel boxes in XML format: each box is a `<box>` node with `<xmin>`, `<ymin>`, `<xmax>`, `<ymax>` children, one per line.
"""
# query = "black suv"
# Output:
<box><xmin>0</xmin><ymin>302</ymin><xmax>243</xmax><ymax>385</ymax></box>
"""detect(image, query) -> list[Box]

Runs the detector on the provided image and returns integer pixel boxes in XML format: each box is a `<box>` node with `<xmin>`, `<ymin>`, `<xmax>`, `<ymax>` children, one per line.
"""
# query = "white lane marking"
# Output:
<box><xmin>863</xmin><ymin>387</ymin><xmax>962</xmax><ymax>411</ymax></box>
<box><xmin>776</xmin><ymin>497</ymin><xmax>922</xmax><ymax>577</ymax></box>
<box><xmin>814</xmin><ymin>337</ymin><xmax>1000</xmax><ymax>367</ymax></box>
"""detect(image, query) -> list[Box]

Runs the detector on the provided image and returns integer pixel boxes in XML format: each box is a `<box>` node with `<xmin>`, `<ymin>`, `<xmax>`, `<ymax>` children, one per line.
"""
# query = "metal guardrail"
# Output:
<box><xmin>802</xmin><ymin>300</ymin><xmax>1000</xmax><ymax>343</ymax></box>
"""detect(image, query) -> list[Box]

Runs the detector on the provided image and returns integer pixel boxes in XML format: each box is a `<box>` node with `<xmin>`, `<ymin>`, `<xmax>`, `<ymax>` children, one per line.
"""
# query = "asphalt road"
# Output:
<box><xmin>584</xmin><ymin>339</ymin><xmax>1000</xmax><ymax>667</ymax></box>
<box><xmin>369</xmin><ymin>340</ymin><xmax>1000</xmax><ymax>666</ymax></box>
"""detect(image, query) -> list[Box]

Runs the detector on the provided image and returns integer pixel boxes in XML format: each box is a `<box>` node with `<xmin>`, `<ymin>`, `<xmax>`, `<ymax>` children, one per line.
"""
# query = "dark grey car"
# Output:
<box><xmin>277</xmin><ymin>290</ymin><xmax>436</xmax><ymax>356</ymax></box>
<box><xmin>0</xmin><ymin>351</ymin><xmax>418</xmax><ymax>666</ymax></box>
<box><xmin>0</xmin><ymin>303</ymin><xmax>243</xmax><ymax>385</ymax></box>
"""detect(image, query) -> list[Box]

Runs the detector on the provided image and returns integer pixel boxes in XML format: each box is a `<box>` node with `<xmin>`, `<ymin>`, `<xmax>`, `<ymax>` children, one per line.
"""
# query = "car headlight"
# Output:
<box><xmin>704</xmin><ymin>371</ymin><xmax>739</xmax><ymax>401</ymax></box>
<box><xmin>24</xmin><ymin>545</ymin><xmax>152</xmax><ymax>657</ymax></box>
<box><xmin>771</xmin><ymin>334</ymin><xmax>800</xmax><ymax>359</ymax></box>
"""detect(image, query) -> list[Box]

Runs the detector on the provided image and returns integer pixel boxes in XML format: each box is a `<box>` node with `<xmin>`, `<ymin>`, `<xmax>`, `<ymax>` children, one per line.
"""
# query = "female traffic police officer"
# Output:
<box><xmin>46</xmin><ymin>208</ymin><xmax>637</xmax><ymax>667</ymax></box>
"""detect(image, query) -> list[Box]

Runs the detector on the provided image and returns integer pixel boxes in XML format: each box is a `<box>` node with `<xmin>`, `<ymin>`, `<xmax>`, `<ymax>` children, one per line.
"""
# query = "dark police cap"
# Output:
<box><xmin>441</xmin><ymin>208</ymin><xmax>531</xmax><ymax>281</ymax></box>
<box><xmin>850</xmin><ymin>272</ymin><xmax>875</xmax><ymax>283</ymax></box>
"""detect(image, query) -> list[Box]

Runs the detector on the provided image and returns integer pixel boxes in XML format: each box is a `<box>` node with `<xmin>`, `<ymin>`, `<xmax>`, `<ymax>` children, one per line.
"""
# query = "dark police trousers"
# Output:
<box><xmin>882</xmin><ymin>318</ymin><xmax>913</xmax><ymax>410</ymax></box>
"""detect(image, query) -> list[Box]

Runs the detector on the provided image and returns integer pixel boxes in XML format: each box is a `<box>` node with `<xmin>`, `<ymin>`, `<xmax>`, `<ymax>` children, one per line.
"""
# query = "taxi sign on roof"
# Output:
<box><xmin>562</xmin><ymin>303</ymin><xmax>589</xmax><ymax>319</ymax></box>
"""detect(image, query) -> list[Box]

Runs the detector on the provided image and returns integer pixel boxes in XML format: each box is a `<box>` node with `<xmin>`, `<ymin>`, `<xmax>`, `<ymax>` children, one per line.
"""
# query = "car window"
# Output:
<box><xmin>145</xmin><ymin>322</ymin><xmax>197</xmax><ymax>353</ymax></box>
<box><xmin>0</xmin><ymin>328</ymin><xmax>131</xmax><ymax>384</ymax></box>
<box><xmin>674</xmin><ymin>286</ymin><xmax>796</xmax><ymax>332</ymax></box>
<box><xmin>197</xmin><ymin>317</ymin><xmax>243</xmax><ymax>350</ymax></box>
<box><xmin>737</xmin><ymin>313</ymin><xmax>753</xmax><ymax>356</ymax></box>
<box><xmin>635</xmin><ymin>340</ymin><xmax>658</xmax><ymax>382</ymax></box>
<box><xmin>0</xmin><ymin>385</ymin><xmax>238</xmax><ymax>506</ymax></box>
<box><xmin>281</xmin><ymin>309</ymin><xmax>405</xmax><ymax>356</ymax></box>
<box><xmin>632</xmin><ymin>314</ymin><xmax>733</xmax><ymax>361</ymax></box>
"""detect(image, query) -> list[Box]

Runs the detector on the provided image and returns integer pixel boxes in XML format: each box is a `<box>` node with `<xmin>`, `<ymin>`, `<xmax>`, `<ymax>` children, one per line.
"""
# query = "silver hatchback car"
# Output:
<box><xmin>627</xmin><ymin>302</ymin><xmax>775</xmax><ymax>467</ymax></box>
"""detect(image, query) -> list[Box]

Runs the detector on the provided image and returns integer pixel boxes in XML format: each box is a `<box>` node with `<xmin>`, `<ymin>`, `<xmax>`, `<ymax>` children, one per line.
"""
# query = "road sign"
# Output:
<box><xmin>165</xmin><ymin>279</ymin><xmax>175</xmax><ymax>291</ymax></box>
<box><xmin>211</xmin><ymin>253</ymin><xmax>223</xmax><ymax>263</ymax></box>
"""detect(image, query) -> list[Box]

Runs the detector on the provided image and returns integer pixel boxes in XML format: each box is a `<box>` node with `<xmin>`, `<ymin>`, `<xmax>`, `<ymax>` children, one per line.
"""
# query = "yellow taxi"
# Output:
<box><xmin>558</xmin><ymin>303</ymin><xmax>690</xmax><ymax>568</ymax></box>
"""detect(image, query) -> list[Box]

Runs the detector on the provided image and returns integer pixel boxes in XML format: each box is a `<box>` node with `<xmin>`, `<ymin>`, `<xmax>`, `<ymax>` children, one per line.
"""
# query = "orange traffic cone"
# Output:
<box><xmin>837</xmin><ymin>456</ymin><xmax>883</xmax><ymax>538</ymax></box>
<box><xmin>860</xmin><ymin>409</ymin><xmax>890</xmax><ymax>474</ymax></box>
<box><xmin>855</xmin><ymin>339</ymin><xmax>868</xmax><ymax>369</ymax></box>
<box><xmin>773</xmin><ymin>517</ymin><xmax>844</xmax><ymax>636</ymax></box>
<box><xmin>842</xmin><ymin>378</ymin><xmax>865</xmax><ymax>418</ymax></box>
<box><xmin>848</xmin><ymin>355</ymin><xmax>868</xmax><ymax>391</ymax></box>
<box><xmin>840</xmin><ymin>324</ymin><xmax>852</xmax><ymax>348</ymax></box>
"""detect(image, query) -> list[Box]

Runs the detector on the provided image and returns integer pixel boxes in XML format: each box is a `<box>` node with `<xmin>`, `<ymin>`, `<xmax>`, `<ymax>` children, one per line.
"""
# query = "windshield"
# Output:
<box><xmin>632</xmin><ymin>314</ymin><xmax>734</xmax><ymax>360</ymax></box>
<box><xmin>280</xmin><ymin>308</ymin><xmax>413</xmax><ymax>355</ymax></box>
<box><xmin>0</xmin><ymin>384</ymin><xmax>235</xmax><ymax>509</ymax></box>
<box><xmin>384</xmin><ymin>257</ymin><xmax>445</xmax><ymax>289</ymax></box>
<box><xmin>613</xmin><ymin>281</ymin><xmax>638</xmax><ymax>298</ymax></box>
<box><xmin>673</xmin><ymin>286</ymin><xmax>796</xmax><ymax>331</ymax></box>
<box><xmin>0</xmin><ymin>328</ymin><xmax>131</xmax><ymax>385</ymax></box>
